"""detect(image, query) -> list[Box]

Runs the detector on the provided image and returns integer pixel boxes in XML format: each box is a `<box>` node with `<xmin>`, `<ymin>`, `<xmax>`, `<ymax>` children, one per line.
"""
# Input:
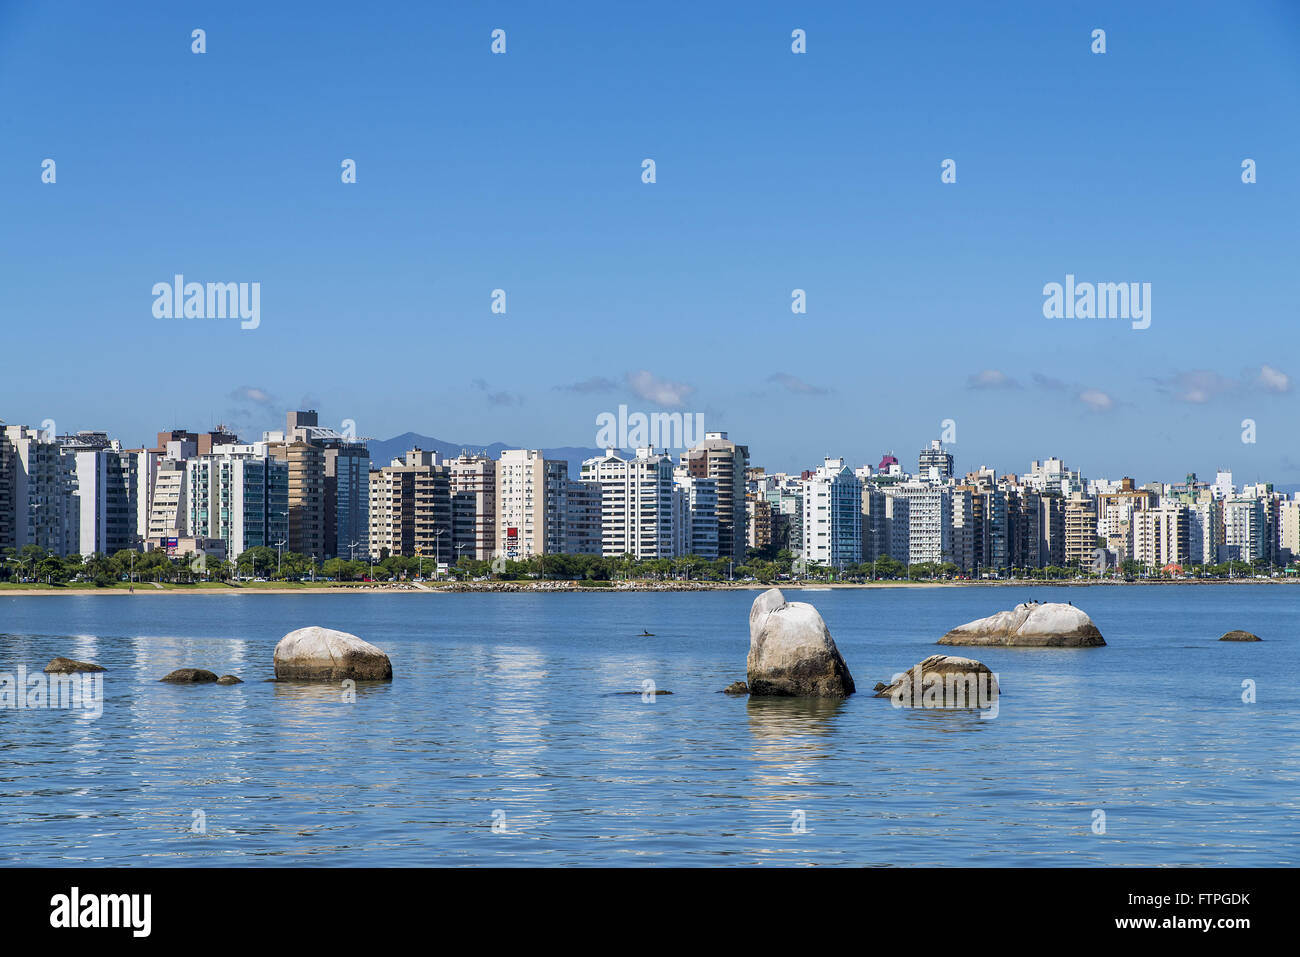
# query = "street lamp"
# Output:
<box><xmin>347</xmin><ymin>540</ymin><xmax>363</xmax><ymax>583</ymax></box>
<box><xmin>275</xmin><ymin>539</ymin><xmax>286</xmax><ymax>577</ymax></box>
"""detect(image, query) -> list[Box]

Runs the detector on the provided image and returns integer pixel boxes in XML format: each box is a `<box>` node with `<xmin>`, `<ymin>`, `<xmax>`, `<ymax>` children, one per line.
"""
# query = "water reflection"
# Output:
<box><xmin>744</xmin><ymin>696</ymin><xmax>845</xmax><ymax>793</ymax></box>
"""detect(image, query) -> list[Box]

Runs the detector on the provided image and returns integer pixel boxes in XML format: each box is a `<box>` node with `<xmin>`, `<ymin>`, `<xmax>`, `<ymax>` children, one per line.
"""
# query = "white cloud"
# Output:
<box><xmin>625</xmin><ymin>370</ymin><xmax>695</xmax><ymax>408</ymax></box>
<box><xmin>230</xmin><ymin>386</ymin><xmax>274</xmax><ymax>406</ymax></box>
<box><xmin>1256</xmin><ymin>364</ymin><xmax>1291</xmax><ymax>393</ymax></box>
<box><xmin>1078</xmin><ymin>388</ymin><xmax>1114</xmax><ymax>412</ymax></box>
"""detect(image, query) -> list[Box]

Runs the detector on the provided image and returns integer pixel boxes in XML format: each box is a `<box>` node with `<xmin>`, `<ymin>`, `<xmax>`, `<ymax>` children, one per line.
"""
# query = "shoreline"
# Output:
<box><xmin>0</xmin><ymin>577</ymin><xmax>1291</xmax><ymax>596</ymax></box>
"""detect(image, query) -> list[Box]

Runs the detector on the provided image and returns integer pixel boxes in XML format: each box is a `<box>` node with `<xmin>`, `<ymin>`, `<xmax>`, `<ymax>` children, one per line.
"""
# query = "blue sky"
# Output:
<box><xmin>2</xmin><ymin>1</ymin><xmax>1299</xmax><ymax>483</ymax></box>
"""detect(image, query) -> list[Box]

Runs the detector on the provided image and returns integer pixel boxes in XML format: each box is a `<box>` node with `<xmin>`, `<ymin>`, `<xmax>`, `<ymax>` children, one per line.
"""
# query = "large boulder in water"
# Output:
<box><xmin>273</xmin><ymin>626</ymin><xmax>393</xmax><ymax>681</ymax></box>
<box><xmin>938</xmin><ymin>602</ymin><xmax>1105</xmax><ymax>647</ymax></box>
<box><xmin>873</xmin><ymin>654</ymin><xmax>999</xmax><ymax>709</ymax></box>
<box><xmin>1219</xmin><ymin>630</ymin><xmax>1261</xmax><ymax>642</ymax></box>
<box><xmin>746</xmin><ymin>588</ymin><xmax>855</xmax><ymax>697</ymax></box>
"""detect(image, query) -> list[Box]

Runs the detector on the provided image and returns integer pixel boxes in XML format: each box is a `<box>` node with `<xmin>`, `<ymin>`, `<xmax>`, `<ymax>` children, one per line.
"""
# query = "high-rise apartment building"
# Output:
<box><xmin>800</xmin><ymin>458</ymin><xmax>862</xmax><ymax>569</ymax></box>
<box><xmin>918</xmin><ymin>439</ymin><xmax>954</xmax><ymax>484</ymax></box>
<box><xmin>0</xmin><ymin>427</ymin><xmax>12</xmax><ymax>551</ymax></box>
<box><xmin>1038</xmin><ymin>494</ymin><xmax>1066</xmax><ymax>566</ymax></box>
<box><xmin>270</xmin><ymin>440</ymin><xmax>326</xmax><ymax>560</ymax></box>
<box><xmin>681</xmin><ymin>431</ymin><xmax>748</xmax><ymax>562</ymax></box>
<box><xmin>581</xmin><ymin>449</ymin><xmax>677</xmax><ymax>560</ymax></box>
<box><xmin>1027</xmin><ymin>457</ymin><xmax>1085</xmax><ymax>496</ymax></box>
<box><xmin>891</xmin><ymin>481</ymin><xmax>951</xmax><ymax>566</ymax></box>
<box><xmin>147</xmin><ymin>459</ymin><xmax>188</xmax><ymax>542</ymax></box>
<box><xmin>186</xmin><ymin>450</ymin><xmax>289</xmax><ymax>560</ymax></box>
<box><xmin>2</xmin><ymin>424</ymin><xmax>80</xmax><ymax>556</ymax></box>
<box><xmin>1186</xmin><ymin>497</ymin><xmax>1219</xmax><ymax>563</ymax></box>
<box><xmin>1221</xmin><ymin>498</ymin><xmax>1266</xmax><ymax>562</ymax></box>
<box><xmin>675</xmin><ymin>468</ymin><xmax>719</xmax><ymax>559</ymax></box>
<box><xmin>1063</xmin><ymin>491</ymin><xmax>1098</xmax><ymax>566</ymax></box>
<box><xmin>266</xmin><ymin>411</ymin><xmax>368</xmax><ymax>560</ymax></box>
<box><xmin>448</xmin><ymin>454</ymin><xmax>497</xmax><ymax>561</ymax></box>
<box><xmin>949</xmin><ymin>486</ymin><xmax>975</xmax><ymax>573</ymax></box>
<box><xmin>1278</xmin><ymin>500</ymin><xmax>1300</xmax><ymax>563</ymax></box>
<box><xmin>746</xmin><ymin>493</ymin><xmax>772</xmax><ymax>551</ymax></box>
<box><xmin>956</xmin><ymin>472</ymin><xmax>1009</xmax><ymax>573</ymax></box>
<box><xmin>494</xmin><ymin>449</ymin><xmax>570</xmax><ymax>559</ymax></box>
<box><xmin>58</xmin><ymin>431</ymin><xmax>138</xmax><ymax>556</ymax></box>
<box><xmin>565</xmin><ymin>479</ymin><xmax>603</xmax><ymax>556</ymax></box>
<box><xmin>368</xmin><ymin>449</ymin><xmax>452</xmax><ymax>566</ymax></box>
<box><xmin>1004</xmin><ymin>482</ymin><xmax>1042</xmax><ymax>569</ymax></box>
<box><xmin>1132</xmin><ymin>503</ymin><xmax>1189</xmax><ymax>568</ymax></box>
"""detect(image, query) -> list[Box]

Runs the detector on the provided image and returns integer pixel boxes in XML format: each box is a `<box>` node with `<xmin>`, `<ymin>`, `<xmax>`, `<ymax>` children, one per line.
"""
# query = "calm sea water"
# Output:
<box><xmin>1</xmin><ymin>585</ymin><xmax>1296</xmax><ymax>866</ymax></box>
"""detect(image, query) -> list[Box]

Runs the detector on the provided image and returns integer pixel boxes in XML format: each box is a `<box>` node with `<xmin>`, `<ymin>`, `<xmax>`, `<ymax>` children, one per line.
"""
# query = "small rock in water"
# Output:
<box><xmin>722</xmin><ymin>681</ymin><xmax>749</xmax><ymax>695</ymax></box>
<box><xmin>1219</xmin><ymin>630</ymin><xmax>1262</xmax><ymax>642</ymax></box>
<box><xmin>874</xmin><ymin>654</ymin><xmax>1000</xmax><ymax>709</ymax></box>
<box><xmin>216</xmin><ymin>675</ymin><xmax>243</xmax><ymax>684</ymax></box>
<box><xmin>44</xmin><ymin>657</ymin><xmax>106</xmax><ymax>674</ymax></box>
<box><xmin>273</xmin><ymin>626</ymin><xmax>393</xmax><ymax>681</ymax></box>
<box><xmin>160</xmin><ymin>668</ymin><xmax>219</xmax><ymax>683</ymax></box>
<box><xmin>607</xmin><ymin>689</ymin><xmax>673</xmax><ymax>696</ymax></box>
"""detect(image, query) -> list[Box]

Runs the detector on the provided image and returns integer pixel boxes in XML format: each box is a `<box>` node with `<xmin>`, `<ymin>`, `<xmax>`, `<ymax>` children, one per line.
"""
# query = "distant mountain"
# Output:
<box><xmin>367</xmin><ymin>432</ymin><xmax>628</xmax><ymax>478</ymax></box>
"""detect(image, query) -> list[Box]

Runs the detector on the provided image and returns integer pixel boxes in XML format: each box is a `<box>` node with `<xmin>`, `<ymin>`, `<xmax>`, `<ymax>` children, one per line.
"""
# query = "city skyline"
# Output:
<box><xmin>3</xmin><ymin>3</ymin><xmax>1299</xmax><ymax>480</ymax></box>
<box><xmin>4</xmin><ymin>405</ymin><xmax>1295</xmax><ymax>579</ymax></box>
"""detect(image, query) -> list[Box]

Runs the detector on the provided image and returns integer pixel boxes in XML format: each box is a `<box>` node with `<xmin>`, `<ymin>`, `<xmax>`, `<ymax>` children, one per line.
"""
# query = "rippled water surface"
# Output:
<box><xmin>1</xmin><ymin>585</ymin><xmax>1296</xmax><ymax>866</ymax></box>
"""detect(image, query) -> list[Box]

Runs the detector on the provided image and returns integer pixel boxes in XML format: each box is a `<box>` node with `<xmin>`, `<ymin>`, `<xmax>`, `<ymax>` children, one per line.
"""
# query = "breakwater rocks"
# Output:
<box><xmin>273</xmin><ymin>626</ymin><xmax>393</xmax><ymax>681</ymax></box>
<box><xmin>1219</xmin><ymin>630</ymin><xmax>1262</xmax><ymax>642</ymax></box>
<box><xmin>873</xmin><ymin>655</ymin><xmax>999</xmax><ymax>709</ymax></box>
<box><xmin>746</xmin><ymin>588</ymin><xmax>855</xmax><ymax>697</ymax></box>
<box><xmin>436</xmin><ymin>580</ymin><xmax>740</xmax><ymax>593</ymax></box>
<box><xmin>938</xmin><ymin>601</ymin><xmax>1106</xmax><ymax>647</ymax></box>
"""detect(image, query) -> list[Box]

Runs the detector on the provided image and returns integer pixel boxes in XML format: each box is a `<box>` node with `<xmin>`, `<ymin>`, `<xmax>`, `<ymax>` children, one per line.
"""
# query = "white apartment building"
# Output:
<box><xmin>147</xmin><ymin>460</ymin><xmax>188</xmax><ymax>541</ymax></box>
<box><xmin>1221</xmin><ymin>498</ymin><xmax>1265</xmax><ymax>562</ymax></box>
<box><xmin>1132</xmin><ymin>504</ymin><xmax>1189</xmax><ymax>568</ymax></box>
<box><xmin>3</xmin><ymin>424</ymin><xmax>80</xmax><ymax>556</ymax></box>
<box><xmin>495</xmin><ymin>449</ymin><xmax>570</xmax><ymax>559</ymax></box>
<box><xmin>581</xmin><ymin>448</ymin><xmax>676</xmax><ymax>560</ymax></box>
<box><xmin>1212</xmin><ymin>470</ymin><xmax>1234</xmax><ymax>500</ymax></box>
<box><xmin>1027</xmin><ymin>457</ymin><xmax>1086</xmax><ymax>496</ymax></box>
<box><xmin>891</xmin><ymin>481</ymin><xmax>952</xmax><ymax>565</ymax></box>
<box><xmin>1278</xmin><ymin>500</ymin><xmax>1300</xmax><ymax>563</ymax></box>
<box><xmin>1186</xmin><ymin>499</ymin><xmax>1219</xmax><ymax>563</ymax></box>
<box><xmin>673</xmin><ymin>468</ymin><xmax>718</xmax><ymax>559</ymax></box>
<box><xmin>186</xmin><ymin>451</ymin><xmax>290</xmax><ymax>559</ymax></box>
<box><xmin>801</xmin><ymin>457</ymin><xmax>862</xmax><ymax>569</ymax></box>
<box><xmin>57</xmin><ymin>432</ymin><xmax>138</xmax><ymax>557</ymax></box>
